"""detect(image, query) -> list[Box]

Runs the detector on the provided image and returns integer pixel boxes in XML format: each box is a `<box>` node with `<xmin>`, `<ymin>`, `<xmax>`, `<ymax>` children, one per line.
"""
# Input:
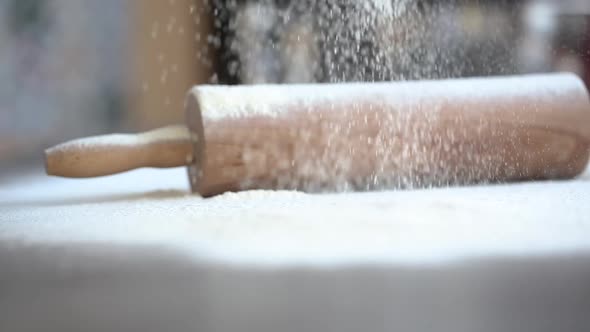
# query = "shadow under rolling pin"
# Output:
<box><xmin>45</xmin><ymin>73</ymin><xmax>590</xmax><ymax>197</ymax></box>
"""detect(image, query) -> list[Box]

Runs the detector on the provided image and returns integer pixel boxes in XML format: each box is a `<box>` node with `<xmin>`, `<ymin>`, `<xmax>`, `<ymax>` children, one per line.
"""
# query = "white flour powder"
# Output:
<box><xmin>2</xmin><ymin>167</ymin><xmax>590</xmax><ymax>265</ymax></box>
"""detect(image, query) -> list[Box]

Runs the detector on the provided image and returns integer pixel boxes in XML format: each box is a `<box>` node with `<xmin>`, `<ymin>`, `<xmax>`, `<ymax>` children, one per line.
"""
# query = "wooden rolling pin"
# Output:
<box><xmin>45</xmin><ymin>73</ymin><xmax>590</xmax><ymax>196</ymax></box>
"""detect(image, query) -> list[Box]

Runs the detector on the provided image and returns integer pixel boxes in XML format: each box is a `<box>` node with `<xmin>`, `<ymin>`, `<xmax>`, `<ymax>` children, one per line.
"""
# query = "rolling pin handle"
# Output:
<box><xmin>44</xmin><ymin>126</ymin><xmax>193</xmax><ymax>178</ymax></box>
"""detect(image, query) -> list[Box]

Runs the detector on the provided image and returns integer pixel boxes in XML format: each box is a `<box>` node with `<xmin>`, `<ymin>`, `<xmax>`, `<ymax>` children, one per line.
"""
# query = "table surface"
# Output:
<box><xmin>1</xmin><ymin>167</ymin><xmax>590</xmax><ymax>332</ymax></box>
<box><xmin>2</xmin><ymin>167</ymin><xmax>590</xmax><ymax>264</ymax></box>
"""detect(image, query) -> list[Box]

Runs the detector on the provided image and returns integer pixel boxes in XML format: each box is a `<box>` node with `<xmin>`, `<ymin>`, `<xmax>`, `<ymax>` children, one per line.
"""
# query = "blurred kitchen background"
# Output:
<box><xmin>1</xmin><ymin>0</ymin><xmax>590</xmax><ymax>171</ymax></box>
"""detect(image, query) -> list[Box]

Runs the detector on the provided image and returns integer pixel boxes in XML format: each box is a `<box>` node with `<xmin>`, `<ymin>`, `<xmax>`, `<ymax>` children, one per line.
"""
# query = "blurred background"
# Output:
<box><xmin>1</xmin><ymin>0</ymin><xmax>590</xmax><ymax>172</ymax></box>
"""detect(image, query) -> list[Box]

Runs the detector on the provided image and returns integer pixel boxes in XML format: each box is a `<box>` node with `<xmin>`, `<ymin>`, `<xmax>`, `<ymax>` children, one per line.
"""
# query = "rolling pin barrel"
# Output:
<box><xmin>187</xmin><ymin>73</ymin><xmax>590</xmax><ymax>196</ymax></box>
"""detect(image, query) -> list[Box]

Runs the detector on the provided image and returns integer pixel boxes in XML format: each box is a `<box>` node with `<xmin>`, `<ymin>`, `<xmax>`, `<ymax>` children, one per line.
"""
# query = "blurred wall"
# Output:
<box><xmin>0</xmin><ymin>0</ymin><xmax>127</xmax><ymax>165</ymax></box>
<box><xmin>126</xmin><ymin>0</ymin><xmax>214</xmax><ymax>131</ymax></box>
<box><xmin>0</xmin><ymin>0</ymin><xmax>214</xmax><ymax>168</ymax></box>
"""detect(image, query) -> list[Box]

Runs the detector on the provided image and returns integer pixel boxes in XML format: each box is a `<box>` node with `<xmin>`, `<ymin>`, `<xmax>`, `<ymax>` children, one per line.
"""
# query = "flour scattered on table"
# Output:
<box><xmin>2</xmin><ymin>168</ymin><xmax>590</xmax><ymax>266</ymax></box>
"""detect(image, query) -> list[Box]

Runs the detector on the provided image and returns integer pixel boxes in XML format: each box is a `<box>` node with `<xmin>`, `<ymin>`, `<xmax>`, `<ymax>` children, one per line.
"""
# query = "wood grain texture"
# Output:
<box><xmin>45</xmin><ymin>74</ymin><xmax>590</xmax><ymax>196</ymax></box>
<box><xmin>45</xmin><ymin>126</ymin><xmax>192</xmax><ymax>178</ymax></box>
<box><xmin>188</xmin><ymin>73</ymin><xmax>590</xmax><ymax>196</ymax></box>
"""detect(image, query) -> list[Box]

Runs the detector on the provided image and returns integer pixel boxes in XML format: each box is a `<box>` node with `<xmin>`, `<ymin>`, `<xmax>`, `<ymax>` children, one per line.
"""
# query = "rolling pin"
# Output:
<box><xmin>45</xmin><ymin>73</ymin><xmax>590</xmax><ymax>197</ymax></box>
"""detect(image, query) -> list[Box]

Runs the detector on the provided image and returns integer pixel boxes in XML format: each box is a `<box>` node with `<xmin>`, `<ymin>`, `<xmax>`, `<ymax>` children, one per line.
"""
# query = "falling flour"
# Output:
<box><xmin>208</xmin><ymin>0</ymin><xmax>518</xmax><ymax>84</ymax></box>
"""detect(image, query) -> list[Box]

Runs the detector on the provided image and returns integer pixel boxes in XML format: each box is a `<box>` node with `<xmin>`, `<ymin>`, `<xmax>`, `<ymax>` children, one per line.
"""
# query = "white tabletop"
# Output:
<box><xmin>3</xmin><ymin>167</ymin><xmax>590</xmax><ymax>264</ymax></box>
<box><xmin>1</xmin><ymin>167</ymin><xmax>590</xmax><ymax>332</ymax></box>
